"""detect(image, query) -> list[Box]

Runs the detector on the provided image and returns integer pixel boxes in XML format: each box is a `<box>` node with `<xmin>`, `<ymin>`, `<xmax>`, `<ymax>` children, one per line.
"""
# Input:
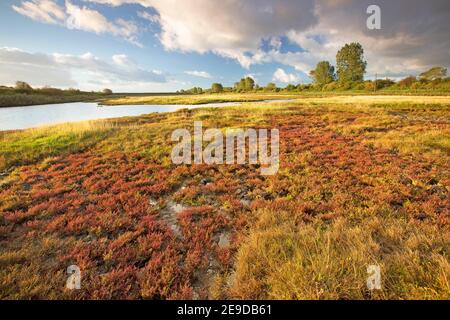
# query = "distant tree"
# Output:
<box><xmin>15</xmin><ymin>81</ymin><xmax>33</xmax><ymax>91</ymax></box>
<box><xmin>310</xmin><ymin>61</ymin><xmax>335</xmax><ymax>86</ymax></box>
<box><xmin>285</xmin><ymin>84</ymin><xmax>297</xmax><ymax>91</ymax></box>
<box><xmin>68</xmin><ymin>87</ymin><xmax>81</xmax><ymax>93</ymax></box>
<box><xmin>234</xmin><ymin>77</ymin><xmax>255</xmax><ymax>92</ymax></box>
<box><xmin>211</xmin><ymin>83</ymin><xmax>224</xmax><ymax>93</ymax></box>
<box><xmin>186</xmin><ymin>87</ymin><xmax>203</xmax><ymax>94</ymax></box>
<box><xmin>103</xmin><ymin>88</ymin><xmax>113</xmax><ymax>94</ymax></box>
<box><xmin>265</xmin><ymin>82</ymin><xmax>277</xmax><ymax>91</ymax></box>
<box><xmin>40</xmin><ymin>86</ymin><xmax>62</xmax><ymax>95</ymax></box>
<box><xmin>244</xmin><ymin>77</ymin><xmax>255</xmax><ymax>91</ymax></box>
<box><xmin>419</xmin><ymin>67</ymin><xmax>447</xmax><ymax>81</ymax></box>
<box><xmin>336</xmin><ymin>43</ymin><xmax>367</xmax><ymax>82</ymax></box>
<box><xmin>375</xmin><ymin>78</ymin><xmax>395</xmax><ymax>90</ymax></box>
<box><xmin>398</xmin><ymin>76</ymin><xmax>416</xmax><ymax>88</ymax></box>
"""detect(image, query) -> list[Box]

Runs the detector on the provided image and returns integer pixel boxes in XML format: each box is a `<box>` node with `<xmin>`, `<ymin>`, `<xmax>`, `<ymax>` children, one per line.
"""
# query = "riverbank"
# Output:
<box><xmin>2</xmin><ymin>90</ymin><xmax>449</xmax><ymax>108</ymax></box>
<box><xmin>102</xmin><ymin>92</ymin><xmax>450</xmax><ymax>106</ymax></box>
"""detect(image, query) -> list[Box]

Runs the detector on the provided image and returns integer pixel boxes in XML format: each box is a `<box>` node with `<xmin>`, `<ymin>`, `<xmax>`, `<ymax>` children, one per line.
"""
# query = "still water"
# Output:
<box><xmin>0</xmin><ymin>102</ymin><xmax>241</xmax><ymax>131</ymax></box>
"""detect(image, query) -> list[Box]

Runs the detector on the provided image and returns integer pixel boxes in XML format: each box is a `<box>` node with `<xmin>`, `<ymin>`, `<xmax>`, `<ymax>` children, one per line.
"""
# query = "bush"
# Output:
<box><xmin>398</xmin><ymin>76</ymin><xmax>417</xmax><ymax>88</ymax></box>
<box><xmin>15</xmin><ymin>81</ymin><xmax>33</xmax><ymax>92</ymax></box>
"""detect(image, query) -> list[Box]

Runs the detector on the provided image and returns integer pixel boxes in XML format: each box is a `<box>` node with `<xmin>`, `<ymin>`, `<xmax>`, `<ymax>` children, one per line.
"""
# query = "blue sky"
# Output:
<box><xmin>0</xmin><ymin>0</ymin><xmax>448</xmax><ymax>92</ymax></box>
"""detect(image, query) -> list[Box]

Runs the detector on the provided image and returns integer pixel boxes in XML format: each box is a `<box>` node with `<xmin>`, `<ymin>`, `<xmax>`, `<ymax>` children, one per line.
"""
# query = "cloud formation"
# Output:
<box><xmin>12</xmin><ymin>0</ymin><xmax>450</xmax><ymax>79</ymax></box>
<box><xmin>13</xmin><ymin>0</ymin><xmax>141</xmax><ymax>46</ymax></box>
<box><xmin>0</xmin><ymin>47</ymin><xmax>166</xmax><ymax>90</ymax></box>
<box><xmin>273</xmin><ymin>68</ymin><xmax>300</xmax><ymax>83</ymax></box>
<box><xmin>184</xmin><ymin>70</ymin><xmax>212</xmax><ymax>79</ymax></box>
<box><xmin>12</xmin><ymin>0</ymin><xmax>66</xmax><ymax>25</ymax></box>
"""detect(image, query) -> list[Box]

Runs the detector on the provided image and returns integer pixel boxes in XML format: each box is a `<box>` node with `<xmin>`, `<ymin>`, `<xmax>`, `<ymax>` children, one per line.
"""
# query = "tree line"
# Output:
<box><xmin>179</xmin><ymin>42</ymin><xmax>448</xmax><ymax>94</ymax></box>
<box><xmin>0</xmin><ymin>81</ymin><xmax>114</xmax><ymax>95</ymax></box>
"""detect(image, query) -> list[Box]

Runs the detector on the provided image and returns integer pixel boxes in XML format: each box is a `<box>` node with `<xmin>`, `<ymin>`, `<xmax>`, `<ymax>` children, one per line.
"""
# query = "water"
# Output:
<box><xmin>0</xmin><ymin>101</ymin><xmax>242</xmax><ymax>131</ymax></box>
<box><xmin>0</xmin><ymin>99</ymin><xmax>293</xmax><ymax>131</ymax></box>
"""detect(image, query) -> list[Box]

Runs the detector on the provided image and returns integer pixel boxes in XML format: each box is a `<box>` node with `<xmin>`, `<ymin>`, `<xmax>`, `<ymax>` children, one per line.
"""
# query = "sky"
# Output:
<box><xmin>0</xmin><ymin>0</ymin><xmax>449</xmax><ymax>92</ymax></box>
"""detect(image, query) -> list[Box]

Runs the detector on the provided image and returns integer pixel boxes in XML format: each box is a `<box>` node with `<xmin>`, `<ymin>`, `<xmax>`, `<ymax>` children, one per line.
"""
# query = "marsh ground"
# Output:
<box><xmin>0</xmin><ymin>98</ymin><xmax>449</xmax><ymax>299</ymax></box>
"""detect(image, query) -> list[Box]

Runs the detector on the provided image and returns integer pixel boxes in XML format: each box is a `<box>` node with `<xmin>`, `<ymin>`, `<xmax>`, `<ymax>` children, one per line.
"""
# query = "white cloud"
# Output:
<box><xmin>13</xmin><ymin>0</ymin><xmax>450</xmax><ymax>78</ymax></box>
<box><xmin>0</xmin><ymin>47</ymin><xmax>166</xmax><ymax>91</ymax></box>
<box><xmin>12</xmin><ymin>0</ymin><xmax>141</xmax><ymax>46</ymax></box>
<box><xmin>12</xmin><ymin>0</ymin><xmax>66</xmax><ymax>25</ymax></box>
<box><xmin>82</xmin><ymin>0</ymin><xmax>317</xmax><ymax>67</ymax></box>
<box><xmin>184</xmin><ymin>70</ymin><xmax>212</xmax><ymax>79</ymax></box>
<box><xmin>137</xmin><ymin>11</ymin><xmax>159</xmax><ymax>24</ymax></box>
<box><xmin>272</xmin><ymin>68</ymin><xmax>299</xmax><ymax>83</ymax></box>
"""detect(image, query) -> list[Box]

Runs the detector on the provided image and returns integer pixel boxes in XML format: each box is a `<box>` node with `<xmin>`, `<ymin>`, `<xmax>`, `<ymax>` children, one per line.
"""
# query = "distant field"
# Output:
<box><xmin>0</xmin><ymin>99</ymin><xmax>448</xmax><ymax>299</ymax></box>
<box><xmin>1</xmin><ymin>90</ymin><xmax>449</xmax><ymax>108</ymax></box>
<box><xmin>102</xmin><ymin>93</ymin><xmax>450</xmax><ymax>106</ymax></box>
<box><xmin>101</xmin><ymin>93</ymin><xmax>299</xmax><ymax>106</ymax></box>
<box><xmin>301</xmin><ymin>95</ymin><xmax>450</xmax><ymax>105</ymax></box>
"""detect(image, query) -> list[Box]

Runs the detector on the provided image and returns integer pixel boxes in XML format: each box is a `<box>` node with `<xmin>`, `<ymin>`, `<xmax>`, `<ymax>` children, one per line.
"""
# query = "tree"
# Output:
<box><xmin>265</xmin><ymin>82</ymin><xmax>277</xmax><ymax>91</ymax></box>
<box><xmin>103</xmin><ymin>88</ymin><xmax>113</xmax><ymax>94</ymax></box>
<box><xmin>15</xmin><ymin>81</ymin><xmax>33</xmax><ymax>91</ymax></box>
<box><xmin>336</xmin><ymin>43</ymin><xmax>367</xmax><ymax>82</ymax></box>
<box><xmin>398</xmin><ymin>76</ymin><xmax>416</xmax><ymax>88</ymax></box>
<box><xmin>211</xmin><ymin>83</ymin><xmax>224</xmax><ymax>93</ymax></box>
<box><xmin>244</xmin><ymin>77</ymin><xmax>255</xmax><ymax>91</ymax></box>
<box><xmin>285</xmin><ymin>84</ymin><xmax>297</xmax><ymax>91</ymax></box>
<box><xmin>419</xmin><ymin>67</ymin><xmax>447</xmax><ymax>81</ymax></box>
<box><xmin>234</xmin><ymin>77</ymin><xmax>255</xmax><ymax>92</ymax></box>
<box><xmin>310</xmin><ymin>61</ymin><xmax>335</xmax><ymax>86</ymax></box>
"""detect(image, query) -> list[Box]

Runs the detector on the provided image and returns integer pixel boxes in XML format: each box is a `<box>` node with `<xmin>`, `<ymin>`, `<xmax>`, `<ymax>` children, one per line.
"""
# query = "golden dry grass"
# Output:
<box><xmin>101</xmin><ymin>93</ymin><xmax>299</xmax><ymax>106</ymax></box>
<box><xmin>302</xmin><ymin>95</ymin><xmax>450</xmax><ymax>105</ymax></box>
<box><xmin>230</xmin><ymin>210</ymin><xmax>449</xmax><ymax>300</ymax></box>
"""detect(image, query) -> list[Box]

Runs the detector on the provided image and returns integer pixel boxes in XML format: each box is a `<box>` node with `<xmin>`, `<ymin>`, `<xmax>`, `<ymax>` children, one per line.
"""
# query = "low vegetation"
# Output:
<box><xmin>101</xmin><ymin>93</ymin><xmax>297</xmax><ymax>106</ymax></box>
<box><xmin>0</xmin><ymin>99</ymin><xmax>448</xmax><ymax>299</ymax></box>
<box><xmin>0</xmin><ymin>83</ymin><xmax>115</xmax><ymax>108</ymax></box>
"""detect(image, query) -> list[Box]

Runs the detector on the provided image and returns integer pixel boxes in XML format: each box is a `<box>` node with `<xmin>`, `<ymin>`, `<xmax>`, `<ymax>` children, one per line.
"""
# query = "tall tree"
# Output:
<box><xmin>336</xmin><ymin>43</ymin><xmax>367</xmax><ymax>82</ymax></box>
<box><xmin>234</xmin><ymin>77</ymin><xmax>255</xmax><ymax>92</ymax></box>
<box><xmin>419</xmin><ymin>67</ymin><xmax>447</xmax><ymax>81</ymax></box>
<box><xmin>265</xmin><ymin>82</ymin><xmax>277</xmax><ymax>91</ymax></box>
<box><xmin>244</xmin><ymin>77</ymin><xmax>255</xmax><ymax>91</ymax></box>
<box><xmin>310</xmin><ymin>61</ymin><xmax>335</xmax><ymax>86</ymax></box>
<box><xmin>211</xmin><ymin>83</ymin><xmax>224</xmax><ymax>93</ymax></box>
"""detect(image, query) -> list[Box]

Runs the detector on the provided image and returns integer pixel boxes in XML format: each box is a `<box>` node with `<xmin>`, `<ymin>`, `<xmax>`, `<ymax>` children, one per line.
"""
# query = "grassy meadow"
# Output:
<box><xmin>0</xmin><ymin>97</ymin><xmax>449</xmax><ymax>299</ymax></box>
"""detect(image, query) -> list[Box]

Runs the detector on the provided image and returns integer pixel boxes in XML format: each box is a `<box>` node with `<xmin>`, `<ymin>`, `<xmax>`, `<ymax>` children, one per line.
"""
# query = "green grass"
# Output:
<box><xmin>0</xmin><ymin>121</ymin><xmax>116</xmax><ymax>171</ymax></box>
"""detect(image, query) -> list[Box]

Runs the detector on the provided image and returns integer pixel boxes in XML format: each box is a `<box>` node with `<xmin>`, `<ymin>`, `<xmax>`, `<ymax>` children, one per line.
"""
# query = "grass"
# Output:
<box><xmin>0</xmin><ymin>121</ymin><xmax>117</xmax><ymax>172</ymax></box>
<box><xmin>301</xmin><ymin>95</ymin><xmax>450</xmax><ymax>105</ymax></box>
<box><xmin>101</xmin><ymin>93</ymin><xmax>298</xmax><ymax>106</ymax></box>
<box><xmin>230</xmin><ymin>211</ymin><xmax>449</xmax><ymax>299</ymax></box>
<box><xmin>0</xmin><ymin>91</ymin><xmax>113</xmax><ymax>108</ymax></box>
<box><xmin>0</xmin><ymin>98</ymin><xmax>448</xmax><ymax>299</ymax></box>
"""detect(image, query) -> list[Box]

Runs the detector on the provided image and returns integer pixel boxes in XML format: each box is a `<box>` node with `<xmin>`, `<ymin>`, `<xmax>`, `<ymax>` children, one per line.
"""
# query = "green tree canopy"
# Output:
<box><xmin>234</xmin><ymin>77</ymin><xmax>255</xmax><ymax>91</ymax></box>
<box><xmin>336</xmin><ymin>43</ymin><xmax>367</xmax><ymax>82</ymax></box>
<box><xmin>211</xmin><ymin>83</ymin><xmax>224</xmax><ymax>93</ymax></box>
<box><xmin>244</xmin><ymin>77</ymin><xmax>255</xmax><ymax>91</ymax></box>
<box><xmin>265</xmin><ymin>82</ymin><xmax>277</xmax><ymax>91</ymax></box>
<box><xmin>419</xmin><ymin>67</ymin><xmax>447</xmax><ymax>81</ymax></box>
<box><xmin>310</xmin><ymin>61</ymin><xmax>335</xmax><ymax>86</ymax></box>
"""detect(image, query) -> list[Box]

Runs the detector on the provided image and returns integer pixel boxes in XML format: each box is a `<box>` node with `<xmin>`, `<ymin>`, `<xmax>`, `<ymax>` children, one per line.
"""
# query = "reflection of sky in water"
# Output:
<box><xmin>0</xmin><ymin>102</ymin><xmax>240</xmax><ymax>131</ymax></box>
